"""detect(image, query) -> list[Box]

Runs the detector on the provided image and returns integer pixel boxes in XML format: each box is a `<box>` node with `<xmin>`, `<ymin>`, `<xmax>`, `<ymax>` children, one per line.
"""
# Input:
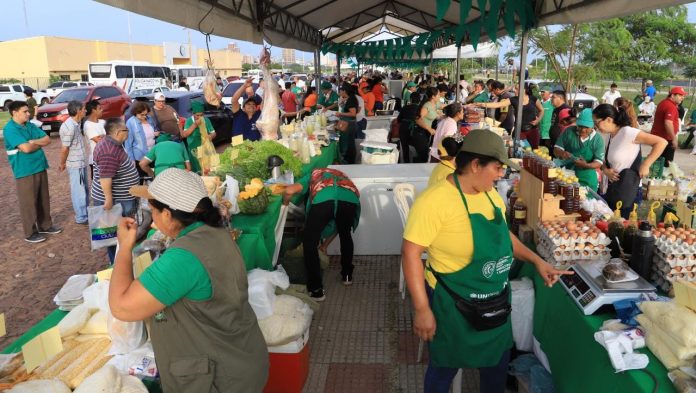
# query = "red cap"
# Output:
<box><xmin>670</xmin><ymin>86</ymin><xmax>687</xmax><ymax>96</ymax></box>
<box><xmin>559</xmin><ymin>108</ymin><xmax>572</xmax><ymax>120</ymax></box>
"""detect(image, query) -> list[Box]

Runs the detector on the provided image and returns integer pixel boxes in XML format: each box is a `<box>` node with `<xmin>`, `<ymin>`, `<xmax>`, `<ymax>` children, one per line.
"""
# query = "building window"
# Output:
<box><xmin>59</xmin><ymin>75</ymin><xmax>70</xmax><ymax>81</ymax></box>
<box><xmin>81</xmin><ymin>74</ymin><xmax>88</xmax><ymax>82</ymax></box>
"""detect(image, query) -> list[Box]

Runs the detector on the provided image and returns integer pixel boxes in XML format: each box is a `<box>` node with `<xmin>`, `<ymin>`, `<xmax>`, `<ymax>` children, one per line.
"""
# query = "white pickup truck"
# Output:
<box><xmin>0</xmin><ymin>84</ymin><xmax>51</xmax><ymax>111</ymax></box>
<box><xmin>44</xmin><ymin>81</ymin><xmax>93</xmax><ymax>99</ymax></box>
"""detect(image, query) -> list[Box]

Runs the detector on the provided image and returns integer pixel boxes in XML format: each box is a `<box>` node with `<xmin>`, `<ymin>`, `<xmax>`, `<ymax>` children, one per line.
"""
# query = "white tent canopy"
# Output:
<box><xmin>94</xmin><ymin>0</ymin><xmax>692</xmax><ymax>52</ymax></box>
<box><xmin>432</xmin><ymin>42</ymin><xmax>498</xmax><ymax>60</ymax></box>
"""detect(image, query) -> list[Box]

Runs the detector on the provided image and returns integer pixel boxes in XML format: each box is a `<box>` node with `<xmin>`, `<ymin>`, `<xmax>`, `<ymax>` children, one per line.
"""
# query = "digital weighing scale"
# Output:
<box><xmin>559</xmin><ymin>260</ymin><xmax>656</xmax><ymax>315</ymax></box>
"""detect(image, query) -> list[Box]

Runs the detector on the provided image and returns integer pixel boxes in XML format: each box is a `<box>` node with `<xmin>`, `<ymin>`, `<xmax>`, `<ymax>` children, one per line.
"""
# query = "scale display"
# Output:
<box><xmin>558</xmin><ymin>261</ymin><xmax>655</xmax><ymax>315</ymax></box>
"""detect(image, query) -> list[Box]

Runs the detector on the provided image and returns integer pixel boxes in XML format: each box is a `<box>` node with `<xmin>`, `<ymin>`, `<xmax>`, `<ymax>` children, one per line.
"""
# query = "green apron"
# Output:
<box><xmin>567</xmin><ymin>132</ymin><xmax>599</xmax><ymax>192</ymax></box>
<box><xmin>428</xmin><ymin>175</ymin><xmax>514</xmax><ymax>368</ymax></box>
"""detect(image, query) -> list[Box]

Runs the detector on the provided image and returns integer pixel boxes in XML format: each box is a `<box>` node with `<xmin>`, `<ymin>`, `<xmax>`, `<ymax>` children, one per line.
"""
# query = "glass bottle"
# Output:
<box><xmin>512</xmin><ymin>198</ymin><xmax>527</xmax><ymax>236</ymax></box>
<box><xmin>561</xmin><ymin>180</ymin><xmax>574</xmax><ymax>214</ymax></box>
<box><xmin>571</xmin><ymin>177</ymin><xmax>581</xmax><ymax>213</ymax></box>
<box><xmin>508</xmin><ymin>184</ymin><xmax>519</xmax><ymax>223</ymax></box>
<box><xmin>547</xmin><ymin>164</ymin><xmax>558</xmax><ymax>196</ymax></box>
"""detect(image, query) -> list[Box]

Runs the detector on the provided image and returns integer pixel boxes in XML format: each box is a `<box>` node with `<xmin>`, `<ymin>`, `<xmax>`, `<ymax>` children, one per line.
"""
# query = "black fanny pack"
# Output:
<box><xmin>432</xmin><ymin>271</ymin><xmax>511</xmax><ymax>331</ymax></box>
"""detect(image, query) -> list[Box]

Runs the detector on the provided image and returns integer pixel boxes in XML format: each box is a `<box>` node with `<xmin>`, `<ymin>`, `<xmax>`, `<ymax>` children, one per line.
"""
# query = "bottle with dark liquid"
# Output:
<box><xmin>512</xmin><ymin>198</ymin><xmax>527</xmax><ymax>236</ymax></box>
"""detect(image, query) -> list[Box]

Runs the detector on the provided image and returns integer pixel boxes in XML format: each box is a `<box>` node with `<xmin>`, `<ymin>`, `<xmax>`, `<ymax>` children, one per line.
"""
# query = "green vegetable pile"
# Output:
<box><xmin>216</xmin><ymin>140</ymin><xmax>303</xmax><ymax>182</ymax></box>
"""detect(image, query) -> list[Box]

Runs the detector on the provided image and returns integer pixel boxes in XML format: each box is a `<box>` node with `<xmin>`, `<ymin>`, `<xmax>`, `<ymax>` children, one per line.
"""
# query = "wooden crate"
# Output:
<box><xmin>646</xmin><ymin>184</ymin><xmax>678</xmax><ymax>201</ymax></box>
<box><xmin>676</xmin><ymin>200</ymin><xmax>696</xmax><ymax>228</ymax></box>
<box><xmin>518</xmin><ymin>169</ymin><xmax>580</xmax><ymax>230</ymax></box>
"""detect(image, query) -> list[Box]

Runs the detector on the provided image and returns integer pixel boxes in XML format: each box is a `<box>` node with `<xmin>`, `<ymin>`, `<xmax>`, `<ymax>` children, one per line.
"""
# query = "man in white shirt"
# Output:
<box><xmin>602</xmin><ymin>83</ymin><xmax>621</xmax><ymax>105</ymax></box>
<box><xmin>458</xmin><ymin>76</ymin><xmax>469</xmax><ymax>102</ymax></box>
<box><xmin>638</xmin><ymin>96</ymin><xmax>656</xmax><ymax>116</ymax></box>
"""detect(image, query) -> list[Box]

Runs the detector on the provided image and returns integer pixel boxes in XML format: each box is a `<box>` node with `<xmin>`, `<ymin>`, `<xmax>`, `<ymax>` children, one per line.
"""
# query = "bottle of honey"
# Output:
<box><xmin>512</xmin><ymin>198</ymin><xmax>527</xmax><ymax>236</ymax></box>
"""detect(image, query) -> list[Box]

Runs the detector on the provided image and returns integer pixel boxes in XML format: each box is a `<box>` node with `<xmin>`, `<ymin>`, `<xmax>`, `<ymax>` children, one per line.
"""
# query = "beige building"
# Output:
<box><xmin>241</xmin><ymin>54</ymin><xmax>256</xmax><ymax>64</ymax></box>
<box><xmin>282</xmin><ymin>48</ymin><xmax>296</xmax><ymax>64</ymax></box>
<box><xmin>0</xmin><ymin>36</ymin><xmax>241</xmax><ymax>89</ymax></box>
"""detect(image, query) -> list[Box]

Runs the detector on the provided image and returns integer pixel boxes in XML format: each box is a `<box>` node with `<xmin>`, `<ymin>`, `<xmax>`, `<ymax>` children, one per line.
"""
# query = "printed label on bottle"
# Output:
<box><xmin>548</xmin><ymin>168</ymin><xmax>558</xmax><ymax>178</ymax></box>
<box><xmin>514</xmin><ymin>210</ymin><xmax>527</xmax><ymax>219</ymax></box>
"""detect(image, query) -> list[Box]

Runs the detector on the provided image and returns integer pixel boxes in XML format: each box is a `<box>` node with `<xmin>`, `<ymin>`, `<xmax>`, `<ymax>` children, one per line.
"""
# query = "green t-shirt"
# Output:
<box><xmin>318</xmin><ymin>91</ymin><xmax>339</xmax><ymax>108</ymax></box>
<box><xmin>292</xmin><ymin>86</ymin><xmax>303</xmax><ymax>101</ymax></box>
<box><xmin>690</xmin><ymin>109</ymin><xmax>696</xmax><ymax>124</ymax></box>
<box><xmin>144</xmin><ymin>141</ymin><xmax>190</xmax><ymax>176</ymax></box>
<box><xmin>139</xmin><ymin>222</ymin><xmax>213</xmax><ymax>306</ymax></box>
<box><xmin>3</xmin><ymin>119</ymin><xmax>49</xmax><ymax>179</ymax></box>
<box><xmin>539</xmin><ymin>99</ymin><xmax>554</xmax><ymax>139</ymax></box>
<box><xmin>554</xmin><ymin>127</ymin><xmax>605</xmax><ymax>165</ymax></box>
<box><xmin>471</xmin><ymin>91</ymin><xmax>489</xmax><ymax>103</ymax></box>
<box><xmin>402</xmin><ymin>90</ymin><xmax>412</xmax><ymax>105</ymax></box>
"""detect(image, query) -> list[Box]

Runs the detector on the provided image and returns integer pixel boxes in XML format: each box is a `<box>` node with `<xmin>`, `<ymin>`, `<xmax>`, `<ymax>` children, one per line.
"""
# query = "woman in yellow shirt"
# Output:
<box><xmin>402</xmin><ymin>129</ymin><xmax>570</xmax><ymax>393</ymax></box>
<box><xmin>427</xmin><ymin>137</ymin><xmax>460</xmax><ymax>187</ymax></box>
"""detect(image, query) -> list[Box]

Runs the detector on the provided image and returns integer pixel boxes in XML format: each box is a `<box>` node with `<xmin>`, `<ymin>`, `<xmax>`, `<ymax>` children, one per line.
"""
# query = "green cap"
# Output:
<box><xmin>459</xmin><ymin>129</ymin><xmax>520</xmax><ymax>170</ymax></box>
<box><xmin>576</xmin><ymin>108</ymin><xmax>594</xmax><ymax>128</ymax></box>
<box><xmin>406</xmin><ymin>81</ymin><xmax>416</xmax><ymax>88</ymax></box>
<box><xmin>320</xmin><ymin>81</ymin><xmax>332</xmax><ymax>90</ymax></box>
<box><xmin>190</xmin><ymin>100</ymin><xmax>205</xmax><ymax>113</ymax></box>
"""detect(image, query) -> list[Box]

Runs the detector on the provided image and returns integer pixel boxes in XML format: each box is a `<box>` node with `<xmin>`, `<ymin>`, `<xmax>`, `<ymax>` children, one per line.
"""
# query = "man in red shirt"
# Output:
<box><xmin>651</xmin><ymin>86</ymin><xmax>686</xmax><ymax>166</ymax></box>
<box><xmin>281</xmin><ymin>81</ymin><xmax>297</xmax><ymax>112</ymax></box>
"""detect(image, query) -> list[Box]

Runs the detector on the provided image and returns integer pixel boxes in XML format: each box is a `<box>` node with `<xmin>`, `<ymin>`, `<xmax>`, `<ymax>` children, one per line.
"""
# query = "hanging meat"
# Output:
<box><xmin>255</xmin><ymin>47</ymin><xmax>279</xmax><ymax>140</ymax></box>
<box><xmin>203</xmin><ymin>59</ymin><xmax>221</xmax><ymax>107</ymax></box>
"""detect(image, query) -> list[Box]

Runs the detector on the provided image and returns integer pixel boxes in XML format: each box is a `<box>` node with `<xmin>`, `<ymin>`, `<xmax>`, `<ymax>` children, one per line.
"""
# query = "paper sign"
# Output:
<box><xmin>96</xmin><ymin>268</ymin><xmax>113</xmax><ymax>282</ymax></box>
<box><xmin>231</xmin><ymin>135</ymin><xmax>244</xmax><ymax>146</ymax></box>
<box><xmin>22</xmin><ymin>326</ymin><xmax>63</xmax><ymax>372</ymax></box>
<box><xmin>0</xmin><ymin>313</ymin><xmax>5</xmax><ymax>338</ymax></box>
<box><xmin>134</xmin><ymin>252</ymin><xmax>154</xmax><ymax>278</ymax></box>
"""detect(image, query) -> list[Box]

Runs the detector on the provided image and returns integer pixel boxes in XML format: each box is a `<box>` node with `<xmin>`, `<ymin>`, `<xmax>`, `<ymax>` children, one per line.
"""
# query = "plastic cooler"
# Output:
<box><xmin>360</xmin><ymin>141</ymin><xmax>399</xmax><ymax>164</ymax></box>
<box><xmin>363</xmin><ymin>128</ymin><xmax>390</xmax><ymax>143</ymax></box>
<box><xmin>263</xmin><ymin>328</ymin><xmax>310</xmax><ymax>393</ymax></box>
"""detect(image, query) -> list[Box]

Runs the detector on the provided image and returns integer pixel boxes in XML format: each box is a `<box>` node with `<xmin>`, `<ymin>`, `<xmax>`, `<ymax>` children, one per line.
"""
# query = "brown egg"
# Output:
<box><xmin>675</xmin><ymin>266</ymin><xmax>683</xmax><ymax>272</ymax></box>
<box><xmin>562</xmin><ymin>233</ymin><xmax>570</xmax><ymax>239</ymax></box>
<box><xmin>566</xmin><ymin>222</ymin><xmax>578</xmax><ymax>231</ymax></box>
<box><xmin>680</xmin><ymin>235</ymin><xmax>688</xmax><ymax>241</ymax></box>
<box><xmin>669</xmin><ymin>234</ymin><xmax>677</xmax><ymax>242</ymax></box>
<box><xmin>687</xmin><ymin>238</ymin><xmax>694</xmax><ymax>245</ymax></box>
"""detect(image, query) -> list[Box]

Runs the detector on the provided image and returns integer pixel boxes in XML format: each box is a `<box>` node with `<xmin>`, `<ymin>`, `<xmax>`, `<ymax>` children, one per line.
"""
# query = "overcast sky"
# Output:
<box><xmin>2</xmin><ymin>0</ymin><xmax>695</xmax><ymax>65</ymax></box>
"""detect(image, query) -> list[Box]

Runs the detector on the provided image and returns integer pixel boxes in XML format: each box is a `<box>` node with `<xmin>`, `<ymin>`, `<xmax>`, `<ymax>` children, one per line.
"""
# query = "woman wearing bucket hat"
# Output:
<box><xmin>181</xmin><ymin>100</ymin><xmax>216</xmax><ymax>173</ymax></box>
<box><xmin>553</xmin><ymin>108</ymin><xmax>605</xmax><ymax>191</ymax></box>
<box><xmin>402</xmin><ymin>130</ymin><xmax>571</xmax><ymax>393</ymax></box>
<box><xmin>110</xmin><ymin>168</ymin><xmax>269</xmax><ymax>393</ymax></box>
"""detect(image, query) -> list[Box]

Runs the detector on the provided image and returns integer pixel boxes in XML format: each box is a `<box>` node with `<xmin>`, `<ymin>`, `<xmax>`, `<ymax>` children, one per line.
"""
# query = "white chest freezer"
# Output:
<box><xmin>326</xmin><ymin>163</ymin><xmax>436</xmax><ymax>255</ymax></box>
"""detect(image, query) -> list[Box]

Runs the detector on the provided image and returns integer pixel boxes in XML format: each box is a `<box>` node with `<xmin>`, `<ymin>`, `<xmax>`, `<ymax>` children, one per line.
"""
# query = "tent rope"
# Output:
<box><xmin>198</xmin><ymin>1</ymin><xmax>216</xmax><ymax>68</ymax></box>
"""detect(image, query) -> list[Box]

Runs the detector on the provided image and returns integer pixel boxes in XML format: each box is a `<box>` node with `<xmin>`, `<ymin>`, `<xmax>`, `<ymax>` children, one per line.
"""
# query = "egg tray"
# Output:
<box><xmin>537</xmin><ymin>241</ymin><xmax>610</xmax><ymax>265</ymax></box>
<box><xmin>536</xmin><ymin>223</ymin><xmax>611</xmax><ymax>248</ymax></box>
<box><xmin>649</xmin><ymin>270</ymin><xmax>674</xmax><ymax>293</ymax></box>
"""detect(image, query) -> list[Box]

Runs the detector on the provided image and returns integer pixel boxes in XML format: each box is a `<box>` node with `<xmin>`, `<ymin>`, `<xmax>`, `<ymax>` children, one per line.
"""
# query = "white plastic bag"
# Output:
<box><xmin>8</xmin><ymin>380</ymin><xmax>71</xmax><ymax>393</ymax></box>
<box><xmin>247</xmin><ymin>266</ymin><xmax>290</xmax><ymax>320</ymax></box>
<box><xmin>108</xmin><ymin>316</ymin><xmax>147</xmax><ymax>356</ymax></box>
<box><xmin>58</xmin><ymin>303</ymin><xmax>94</xmax><ymax>337</ymax></box>
<box><xmin>223</xmin><ymin>175</ymin><xmax>240</xmax><ymax>215</ymax></box>
<box><xmin>82</xmin><ymin>281</ymin><xmax>111</xmax><ymax>312</ymax></box>
<box><xmin>88</xmin><ymin>204</ymin><xmax>123</xmax><ymax>250</ymax></box>
<box><xmin>258</xmin><ymin>295</ymin><xmax>313</xmax><ymax>346</ymax></box>
<box><xmin>511</xmin><ymin>277</ymin><xmax>535</xmax><ymax>352</ymax></box>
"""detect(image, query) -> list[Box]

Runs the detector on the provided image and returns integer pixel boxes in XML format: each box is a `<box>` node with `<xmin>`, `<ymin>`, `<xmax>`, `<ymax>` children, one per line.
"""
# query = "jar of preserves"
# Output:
<box><xmin>512</xmin><ymin>198</ymin><xmax>527</xmax><ymax>235</ymax></box>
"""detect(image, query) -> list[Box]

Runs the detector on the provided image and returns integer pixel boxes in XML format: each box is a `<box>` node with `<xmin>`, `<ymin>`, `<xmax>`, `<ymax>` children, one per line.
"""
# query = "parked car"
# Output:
<box><xmin>129</xmin><ymin>86</ymin><xmax>170</xmax><ymax>98</ymax></box>
<box><xmin>221</xmin><ymin>81</ymin><xmax>260</xmax><ymax>106</ymax></box>
<box><xmin>526</xmin><ymin>80</ymin><xmax>598</xmax><ymax>111</ymax></box>
<box><xmin>131</xmin><ymin>91</ymin><xmax>232</xmax><ymax>145</ymax></box>
<box><xmin>0</xmin><ymin>84</ymin><xmax>51</xmax><ymax>111</ymax></box>
<box><xmin>44</xmin><ymin>81</ymin><xmax>94</xmax><ymax>98</ymax></box>
<box><xmin>35</xmin><ymin>86</ymin><xmax>131</xmax><ymax>135</ymax></box>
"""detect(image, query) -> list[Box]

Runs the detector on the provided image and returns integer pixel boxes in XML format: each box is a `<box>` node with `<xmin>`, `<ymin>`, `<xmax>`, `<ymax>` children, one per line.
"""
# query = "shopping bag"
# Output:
<box><xmin>88</xmin><ymin>204</ymin><xmax>123</xmax><ymax>251</ymax></box>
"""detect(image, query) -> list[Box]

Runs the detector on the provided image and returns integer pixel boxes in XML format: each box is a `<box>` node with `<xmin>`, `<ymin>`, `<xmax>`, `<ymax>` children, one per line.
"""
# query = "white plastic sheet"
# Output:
<box><xmin>511</xmin><ymin>277</ymin><xmax>535</xmax><ymax>352</ymax></box>
<box><xmin>247</xmin><ymin>266</ymin><xmax>290</xmax><ymax>320</ymax></box>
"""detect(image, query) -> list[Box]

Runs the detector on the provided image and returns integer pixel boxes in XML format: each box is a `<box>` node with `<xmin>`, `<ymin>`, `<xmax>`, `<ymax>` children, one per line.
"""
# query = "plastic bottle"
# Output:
<box><xmin>623</xmin><ymin>204</ymin><xmax>639</xmax><ymax>254</ymax></box>
<box><xmin>512</xmin><ymin>198</ymin><xmax>527</xmax><ymax>236</ymax></box>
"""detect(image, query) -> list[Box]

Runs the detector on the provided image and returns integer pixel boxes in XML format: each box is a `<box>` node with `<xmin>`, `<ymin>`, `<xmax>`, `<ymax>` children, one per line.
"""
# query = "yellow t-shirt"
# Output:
<box><xmin>428</xmin><ymin>160</ymin><xmax>456</xmax><ymax>187</ymax></box>
<box><xmin>403</xmin><ymin>180</ymin><xmax>507</xmax><ymax>288</ymax></box>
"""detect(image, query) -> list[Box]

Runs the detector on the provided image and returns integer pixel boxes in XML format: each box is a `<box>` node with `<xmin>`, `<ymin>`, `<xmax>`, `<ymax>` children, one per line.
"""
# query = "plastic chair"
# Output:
<box><xmin>384</xmin><ymin>99</ymin><xmax>397</xmax><ymax>111</ymax></box>
<box><xmin>393</xmin><ymin>182</ymin><xmax>416</xmax><ymax>301</ymax></box>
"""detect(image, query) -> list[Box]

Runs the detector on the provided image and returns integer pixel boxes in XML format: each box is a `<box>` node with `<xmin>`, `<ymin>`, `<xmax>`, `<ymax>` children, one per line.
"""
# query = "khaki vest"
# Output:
<box><xmin>153</xmin><ymin>106</ymin><xmax>181</xmax><ymax>137</ymax></box>
<box><xmin>149</xmin><ymin>225</ymin><xmax>269</xmax><ymax>393</ymax></box>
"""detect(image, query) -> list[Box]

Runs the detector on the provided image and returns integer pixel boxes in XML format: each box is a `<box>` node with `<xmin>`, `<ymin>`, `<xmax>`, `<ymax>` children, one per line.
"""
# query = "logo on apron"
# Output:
<box><xmin>495</xmin><ymin>256</ymin><xmax>513</xmax><ymax>275</ymax></box>
<box><xmin>482</xmin><ymin>261</ymin><xmax>496</xmax><ymax>278</ymax></box>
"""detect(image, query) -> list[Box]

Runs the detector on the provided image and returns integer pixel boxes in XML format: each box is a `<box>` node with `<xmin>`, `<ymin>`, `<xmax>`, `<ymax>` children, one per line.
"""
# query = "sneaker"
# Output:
<box><xmin>38</xmin><ymin>226</ymin><xmax>63</xmax><ymax>234</ymax></box>
<box><xmin>25</xmin><ymin>233</ymin><xmax>47</xmax><ymax>243</ymax></box>
<box><xmin>309</xmin><ymin>289</ymin><xmax>326</xmax><ymax>302</ymax></box>
<box><xmin>342</xmin><ymin>274</ymin><xmax>353</xmax><ymax>286</ymax></box>
<box><xmin>76</xmin><ymin>221</ymin><xmax>88</xmax><ymax>225</ymax></box>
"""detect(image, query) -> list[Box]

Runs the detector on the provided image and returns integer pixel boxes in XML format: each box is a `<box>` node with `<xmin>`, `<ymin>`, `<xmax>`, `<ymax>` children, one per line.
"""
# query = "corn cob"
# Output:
<box><xmin>30</xmin><ymin>339</ymin><xmax>82</xmax><ymax>378</ymax></box>
<box><xmin>37</xmin><ymin>339</ymin><xmax>93</xmax><ymax>379</ymax></box>
<box><xmin>67</xmin><ymin>353</ymin><xmax>113</xmax><ymax>389</ymax></box>
<box><xmin>55</xmin><ymin>338</ymin><xmax>110</xmax><ymax>388</ymax></box>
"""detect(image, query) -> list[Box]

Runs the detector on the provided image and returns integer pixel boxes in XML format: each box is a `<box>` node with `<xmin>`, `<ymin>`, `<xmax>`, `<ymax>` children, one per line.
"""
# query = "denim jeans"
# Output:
<box><xmin>68</xmin><ymin>167</ymin><xmax>89</xmax><ymax>223</ymax></box>
<box><xmin>92</xmin><ymin>198</ymin><xmax>138</xmax><ymax>264</ymax></box>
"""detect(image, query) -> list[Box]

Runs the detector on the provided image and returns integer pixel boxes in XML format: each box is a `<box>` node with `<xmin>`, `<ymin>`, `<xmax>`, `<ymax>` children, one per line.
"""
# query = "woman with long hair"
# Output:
<box><xmin>412</xmin><ymin>87</ymin><xmax>440</xmax><ymax>162</ymax></box>
<box><xmin>429</xmin><ymin>103</ymin><xmax>464</xmax><ymax>162</ymax></box>
<box><xmin>592</xmin><ymin>104</ymin><xmax>667</xmax><ymax>217</ymax></box>
<box><xmin>613</xmin><ymin>97</ymin><xmax>639</xmax><ymax>128</ymax></box>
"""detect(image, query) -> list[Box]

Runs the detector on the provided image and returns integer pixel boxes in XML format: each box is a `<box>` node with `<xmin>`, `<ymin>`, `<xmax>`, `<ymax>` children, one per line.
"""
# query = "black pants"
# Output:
<box><xmin>661</xmin><ymin>143</ymin><xmax>675</xmax><ymax>167</ymax></box>
<box><xmin>399</xmin><ymin>123</ymin><xmax>413</xmax><ymax>163</ymax></box>
<box><xmin>411</xmin><ymin>128</ymin><xmax>432</xmax><ymax>163</ymax></box>
<box><xmin>304</xmin><ymin>200</ymin><xmax>358</xmax><ymax>291</ymax></box>
<box><xmin>683</xmin><ymin>127</ymin><xmax>696</xmax><ymax>147</ymax></box>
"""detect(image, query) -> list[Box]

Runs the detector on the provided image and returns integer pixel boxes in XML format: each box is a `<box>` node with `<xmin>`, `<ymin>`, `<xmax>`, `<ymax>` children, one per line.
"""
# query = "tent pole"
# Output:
<box><xmin>455</xmin><ymin>45</ymin><xmax>461</xmax><ymax>102</ymax></box>
<box><xmin>514</xmin><ymin>30</ymin><xmax>529</xmax><ymax>147</ymax></box>
<box><xmin>495</xmin><ymin>46</ymin><xmax>500</xmax><ymax>80</ymax></box>
<box><xmin>316</xmin><ymin>49</ymin><xmax>322</xmax><ymax>88</ymax></box>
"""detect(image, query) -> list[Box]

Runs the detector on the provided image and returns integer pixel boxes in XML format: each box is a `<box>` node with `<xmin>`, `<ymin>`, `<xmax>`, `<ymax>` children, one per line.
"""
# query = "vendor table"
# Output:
<box><xmin>518</xmin><ymin>263</ymin><xmax>676</xmax><ymax>393</ymax></box>
<box><xmin>234</xmin><ymin>142</ymin><xmax>338</xmax><ymax>271</ymax></box>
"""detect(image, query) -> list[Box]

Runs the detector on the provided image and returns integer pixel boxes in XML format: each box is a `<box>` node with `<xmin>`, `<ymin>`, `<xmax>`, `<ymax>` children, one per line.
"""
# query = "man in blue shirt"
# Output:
<box><xmin>645</xmin><ymin>80</ymin><xmax>656</xmax><ymax>100</ymax></box>
<box><xmin>4</xmin><ymin>101</ymin><xmax>62</xmax><ymax>243</ymax></box>
<box><xmin>231</xmin><ymin>78</ymin><xmax>262</xmax><ymax>141</ymax></box>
